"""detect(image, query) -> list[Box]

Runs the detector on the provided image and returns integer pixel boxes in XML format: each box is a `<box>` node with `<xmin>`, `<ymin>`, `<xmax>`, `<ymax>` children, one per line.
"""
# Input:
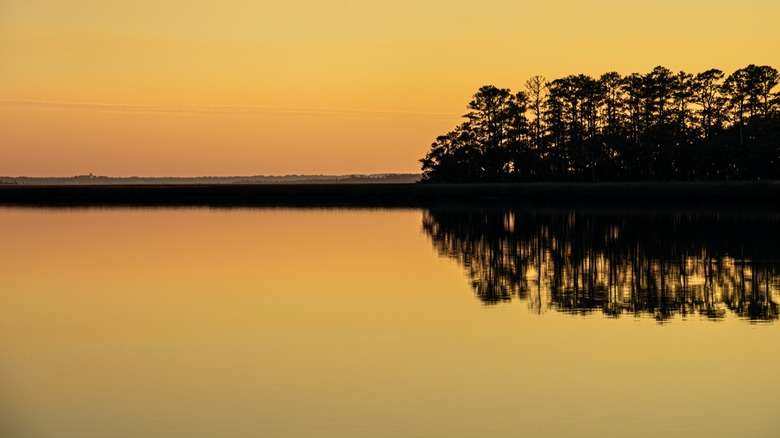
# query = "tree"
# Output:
<box><xmin>420</xmin><ymin>123</ymin><xmax>479</xmax><ymax>183</ymax></box>
<box><xmin>693</xmin><ymin>69</ymin><xmax>726</xmax><ymax>138</ymax></box>
<box><xmin>644</xmin><ymin>66</ymin><xmax>676</xmax><ymax>126</ymax></box>
<box><xmin>505</xmin><ymin>91</ymin><xmax>533</xmax><ymax>180</ymax></box>
<box><xmin>750</xmin><ymin>65</ymin><xmax>779</xmax><ymax>117</ymax></box>
<box><xmin>724</xmin><ymin>67</ymin><xmax>751</xmax><ymax>144</ymax></box>
<box><xmin>525</xmin><ymin>76</ymin><xmax>547</xmax><ymax>150</ymax></box>
<box><xmin>599</xmin><ymin>72</ymin><xmax>624</xmax><ymax>136</ymax></box>
<box><xmin>465</xmin><ymin>85</ymin><xmax>516</xmax><ymax>180</ymax></box>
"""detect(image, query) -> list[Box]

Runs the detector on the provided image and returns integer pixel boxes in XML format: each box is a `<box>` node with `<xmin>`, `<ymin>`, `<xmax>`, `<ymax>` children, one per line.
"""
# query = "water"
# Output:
<box><xmin>0</xmin><ymin>207</ymin><xmax>778</xmax><ymax>437</ymax></box>
<box><xmin>424</xmin><ymin>207</ymin><xmax>779</xmax><ymax>321</ymax></box>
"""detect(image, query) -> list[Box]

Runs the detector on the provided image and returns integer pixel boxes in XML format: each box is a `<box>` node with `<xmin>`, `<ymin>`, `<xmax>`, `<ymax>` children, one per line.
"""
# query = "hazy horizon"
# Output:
<box><xmin>0</xmin><ymin>172</ymin><xmax>421</xmax><ymax>178</ymax></box>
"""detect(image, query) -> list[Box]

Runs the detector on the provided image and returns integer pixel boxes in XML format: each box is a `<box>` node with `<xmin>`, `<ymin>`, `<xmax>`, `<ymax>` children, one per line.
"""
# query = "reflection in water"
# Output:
<box><xmin>423</xmin><ymin>208</ymin><xmax>780</xmax><ymax>322</ymax></box>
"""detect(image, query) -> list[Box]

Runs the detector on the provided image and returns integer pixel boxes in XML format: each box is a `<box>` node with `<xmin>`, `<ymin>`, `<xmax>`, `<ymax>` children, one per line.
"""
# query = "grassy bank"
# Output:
<box><xmin>0</xmin><ymin>181</ymin><xmax>778</xmax><ymax>208</ymax></box>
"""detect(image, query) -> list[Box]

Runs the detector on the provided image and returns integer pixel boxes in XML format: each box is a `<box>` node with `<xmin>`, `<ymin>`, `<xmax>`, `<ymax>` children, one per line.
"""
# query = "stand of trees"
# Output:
<box><xmin>420</xmin><ymin>65</ymin><xmax>780</xmax><ymax>182</ymax></box>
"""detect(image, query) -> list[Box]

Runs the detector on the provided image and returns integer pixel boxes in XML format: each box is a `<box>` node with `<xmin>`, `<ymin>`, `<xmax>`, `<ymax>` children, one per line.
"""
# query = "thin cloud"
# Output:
<box><xmin>0</xmin><ymin>100</ymin><xmax>460</xmax><ymax>119</ymax></box>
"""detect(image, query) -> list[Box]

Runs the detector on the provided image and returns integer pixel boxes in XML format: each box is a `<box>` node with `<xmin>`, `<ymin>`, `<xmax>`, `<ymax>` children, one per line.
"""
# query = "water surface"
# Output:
<box><xmin>0</xmin><ymin>207</ymin><xmax>777</xmax><ymax>437</ymax></box>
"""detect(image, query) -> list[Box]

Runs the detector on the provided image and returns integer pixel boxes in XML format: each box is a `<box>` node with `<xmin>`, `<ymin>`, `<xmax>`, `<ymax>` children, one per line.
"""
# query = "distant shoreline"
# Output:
<box><xmin>0</xmin><ymin>173</ymin><xmax>421</xmax><ymax>186</ymax></box>
<box><xmin>0</xmin><ymin>181</ymin><xmax>778</xmax><ymax>208</ymax></box>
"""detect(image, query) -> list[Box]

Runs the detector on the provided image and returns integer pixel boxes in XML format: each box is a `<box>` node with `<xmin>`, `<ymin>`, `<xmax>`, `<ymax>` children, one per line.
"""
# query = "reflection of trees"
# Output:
<box><xmin>423</xmin><ymin>208</ymin><xmax>779</xmax><ymax>322</ymax></box>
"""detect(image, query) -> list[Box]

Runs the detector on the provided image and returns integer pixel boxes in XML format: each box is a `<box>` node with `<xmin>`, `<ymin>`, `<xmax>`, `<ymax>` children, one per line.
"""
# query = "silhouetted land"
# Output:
<box><xmin>421</xmin><ymin>65</ymin><xmax>780</xmax><ymax>182</ymax></box>
<box><xmin>423</xmin><ymin>207</ymin><xmax>780</xmax><ymax>322</ymax></box>
<box><xmin>0</xmin><ymin>181</ymin><xmax>779</xmax><ymax>207</ymax></box>
<box><xmin>0</xmin><ymin>173</ymin><xmax>420</xmax><ymax>185</ymax></box>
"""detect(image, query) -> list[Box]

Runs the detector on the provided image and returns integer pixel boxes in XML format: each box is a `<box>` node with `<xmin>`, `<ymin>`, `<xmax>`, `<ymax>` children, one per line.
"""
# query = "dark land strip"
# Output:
<box><xmin>0</xmin><ymin>182</ymin><xmax>779</xmax><ymax>209</ymax></box>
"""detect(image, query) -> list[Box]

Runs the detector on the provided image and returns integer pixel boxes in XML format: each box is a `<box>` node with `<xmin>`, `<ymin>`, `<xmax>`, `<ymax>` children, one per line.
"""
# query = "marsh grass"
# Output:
<box><xmin>0</xmin><ymin>181</ymin><xmax>777</xmax><ymax>207</ymax></box>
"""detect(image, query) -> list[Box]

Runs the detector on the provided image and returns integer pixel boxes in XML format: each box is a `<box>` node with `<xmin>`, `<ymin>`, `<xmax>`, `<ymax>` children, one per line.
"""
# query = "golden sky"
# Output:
<box><xmin>1</xmin><ymin>0</ymin><xmax>779</xmax><ymax>176</ymax></box>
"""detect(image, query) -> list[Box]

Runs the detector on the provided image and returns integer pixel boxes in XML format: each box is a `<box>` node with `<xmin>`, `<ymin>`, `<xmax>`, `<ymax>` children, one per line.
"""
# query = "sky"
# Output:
<box><xmin>1</xmin><ymin>0</ymin><xmax>779</xmax><ymax>177</ymax></box>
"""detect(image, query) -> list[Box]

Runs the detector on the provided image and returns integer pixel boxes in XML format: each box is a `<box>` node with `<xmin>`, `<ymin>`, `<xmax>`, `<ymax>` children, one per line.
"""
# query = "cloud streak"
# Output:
<box><xmin>0</xmin><ymin>100</ymin><xmax>460</xmax><ymax>119</ymax></box>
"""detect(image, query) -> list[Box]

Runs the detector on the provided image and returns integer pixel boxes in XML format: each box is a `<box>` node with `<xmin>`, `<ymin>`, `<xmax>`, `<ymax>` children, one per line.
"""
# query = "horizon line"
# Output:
<box><xmin>1</xmin><ymin>172</ymin><xmax>422</xmax><ymax>178</ymax></box>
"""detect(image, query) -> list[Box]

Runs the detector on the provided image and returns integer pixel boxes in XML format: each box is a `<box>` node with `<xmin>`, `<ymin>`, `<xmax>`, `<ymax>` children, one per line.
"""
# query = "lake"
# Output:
<box><xmin>1</xmin><ymin>206</ymin><xmax>778</xmax><ymax>437</ymax></box>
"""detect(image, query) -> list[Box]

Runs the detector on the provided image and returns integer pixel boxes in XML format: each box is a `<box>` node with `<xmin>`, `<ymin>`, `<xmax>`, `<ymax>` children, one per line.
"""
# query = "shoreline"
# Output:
<box><xmin>0</xmin><ymin>181</ymin><xmax>778</xmax><ymax>208</ymax></box>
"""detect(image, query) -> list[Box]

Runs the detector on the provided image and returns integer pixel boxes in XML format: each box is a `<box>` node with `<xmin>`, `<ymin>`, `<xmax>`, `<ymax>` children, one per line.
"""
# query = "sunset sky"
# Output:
<box><xmin>2</xmin><ymin>0</ymin><xmax>779</xmax><ymax>176</ymax></box>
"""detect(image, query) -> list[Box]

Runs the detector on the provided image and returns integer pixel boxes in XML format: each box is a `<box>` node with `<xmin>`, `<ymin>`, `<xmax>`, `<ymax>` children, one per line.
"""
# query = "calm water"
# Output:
<box><xmin>0</xmin><ymin>207</ymin><xmax>778</xmax><ymax>437</ymax></box>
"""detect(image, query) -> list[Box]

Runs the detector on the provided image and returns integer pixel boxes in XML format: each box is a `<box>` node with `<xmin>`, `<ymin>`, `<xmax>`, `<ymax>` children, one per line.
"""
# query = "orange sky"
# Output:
<box><xmin>2</xmin><ymin>0</ymin><xmax>779</xmax><ymax>176</ymax></box>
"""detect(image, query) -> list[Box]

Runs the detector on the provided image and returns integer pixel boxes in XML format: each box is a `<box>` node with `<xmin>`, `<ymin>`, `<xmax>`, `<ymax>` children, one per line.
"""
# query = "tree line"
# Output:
<box><xmin>420</xmin><ymin>65</ymin><xmax>780</xmax><ymax>182</ymax></box>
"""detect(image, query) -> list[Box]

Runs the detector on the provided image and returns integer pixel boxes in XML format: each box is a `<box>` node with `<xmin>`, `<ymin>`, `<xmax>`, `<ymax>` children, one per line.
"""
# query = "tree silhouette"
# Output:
<box><xmin>525</xmin><ymin>76</ymin><xmax>547</xmax><ymax>159</ymax></box>
<box><xmin>421</xmin><ymin>65</ymin><xmax>780</xmax><ymax>182</ymax></box>
<box><xmin>420</xmin><ymin>86</ymin><xmax>530</xmax><ymax>182</ymax></box>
